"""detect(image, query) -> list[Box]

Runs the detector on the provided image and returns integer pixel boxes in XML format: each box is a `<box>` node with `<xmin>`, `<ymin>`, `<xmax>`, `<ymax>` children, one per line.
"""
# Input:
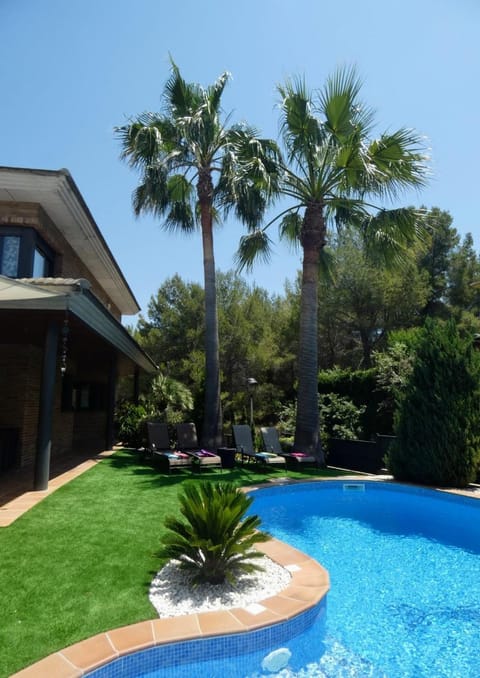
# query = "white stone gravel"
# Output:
<box><xmin>149</xmin><ymin>555</ymin><xmax>292</xmax><ymax>618</ymax></box>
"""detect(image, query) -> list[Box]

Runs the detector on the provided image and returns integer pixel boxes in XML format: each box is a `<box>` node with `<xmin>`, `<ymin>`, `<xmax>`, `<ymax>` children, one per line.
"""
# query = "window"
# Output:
<box><xmin>33</xmin><ymin>247</ymin><xmax>49</xmax><ymax>277</ymax></box>
<box><xmin>0</xmin><ymin>235</ymin><xmax>21</xmax><ymax>276</ymax></box>
<box><xmin>62</xmin><ymin>379</ymin><xmax>107</xmax><ymax>412</ymax></box>
<box><xmin>0</xmin><ymin>228</ymin><xmax>54</xmax><ymax>278</ymax></box>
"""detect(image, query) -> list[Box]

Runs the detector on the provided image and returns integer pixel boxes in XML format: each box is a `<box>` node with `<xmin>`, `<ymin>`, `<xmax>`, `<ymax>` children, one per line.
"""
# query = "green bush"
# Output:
<box><xmin>161</xmin><ymin>482</ymin><xmax>270</xmax><ymax>586</ymax></box>
<box><xmin>318</xmin><ymin>367</ymin><xmax>387</xmax><ymax>436</ymax></box>
<box><xmin>389</xmin><ymin>319</ymin><xmax>480</xmax><ymax>487</ymax></box>
<box><xmin>278</xmin><ymin>394</ymin><xmax>365</xmax><ymax>452</ymax></box>
<box><xmin>114</xmin><ymin>401</ymin><xmax>148</xmax><ymax>448</ymax></box>
<box><xmin>373</xmin><ymin>341</ymin><xmax>416</xmax><ymax>428</ymax></box>
<box><xmin>319</xmin><ymin>393</ymin><xmax>365</xmax><ymax>449</ymax></box>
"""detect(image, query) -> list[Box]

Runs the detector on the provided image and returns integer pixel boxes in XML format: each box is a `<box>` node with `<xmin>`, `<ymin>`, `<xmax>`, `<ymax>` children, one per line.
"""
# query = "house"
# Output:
<box><xmin>0</xmin><ymin>166</ymin><xmax>157</xmax><ymax>490</ymax></box>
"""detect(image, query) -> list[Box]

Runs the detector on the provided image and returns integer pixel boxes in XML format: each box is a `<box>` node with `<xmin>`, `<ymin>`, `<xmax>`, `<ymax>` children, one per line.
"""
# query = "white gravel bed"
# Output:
<box><xmin>149</xmin><ymin>555</ymin><xmax>292</xmax><ymax>618</ymax></box>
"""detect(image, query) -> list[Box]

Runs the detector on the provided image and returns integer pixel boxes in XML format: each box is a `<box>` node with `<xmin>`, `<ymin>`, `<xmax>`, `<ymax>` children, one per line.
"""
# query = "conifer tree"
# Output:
<box><xmin>389</xmin><ymin>319</ymin><xmax>480</xmax><ymax>487</ymax></box>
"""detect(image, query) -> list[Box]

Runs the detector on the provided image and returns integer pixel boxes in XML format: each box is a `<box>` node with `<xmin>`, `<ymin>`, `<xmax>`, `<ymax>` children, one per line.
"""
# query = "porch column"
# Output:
<box><xmin>34</xmin><ymin>322</ymin><xmax>59</xmax><ymax>491</ymax></box>
<box><xmin>105</xmin><ymin>353</ymin><xmax>118</xmax><ymax>450</ymax></box>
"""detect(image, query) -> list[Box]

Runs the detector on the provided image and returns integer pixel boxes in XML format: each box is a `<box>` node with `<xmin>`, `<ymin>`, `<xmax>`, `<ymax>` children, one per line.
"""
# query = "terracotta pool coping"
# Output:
<box><xmin>11</xmin><ymin>537</ymin><xmax>330</xmax><ymax>678</ymax></box>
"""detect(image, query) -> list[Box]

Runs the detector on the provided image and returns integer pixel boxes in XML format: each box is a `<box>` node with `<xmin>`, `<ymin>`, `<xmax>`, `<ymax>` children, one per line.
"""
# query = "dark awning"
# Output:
<box><xmin>0</xmin><ymin>276</ymin><xmax>157</xmax><ymax>374</ymax></box>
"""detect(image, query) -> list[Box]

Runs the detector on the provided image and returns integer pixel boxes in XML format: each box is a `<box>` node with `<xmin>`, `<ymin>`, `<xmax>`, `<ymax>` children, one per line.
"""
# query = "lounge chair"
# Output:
<box><xmin>260</xmin><ymin>426</ymin><xmax>318</xmax><ymax>467</ymax></box>
<box><xmin>232</xmin><ymin>424</ymin><xmax>286</xmax><ymax>468</ymax></box>
<box><xmin>175</xmin><ymin>422</ymin><xmax>223</xmax><ymax>471</ymax></box>
<box><xmin>147</xmin><ymin>422</ymin><xmax>192</xmax><ymax>473</ymax></box>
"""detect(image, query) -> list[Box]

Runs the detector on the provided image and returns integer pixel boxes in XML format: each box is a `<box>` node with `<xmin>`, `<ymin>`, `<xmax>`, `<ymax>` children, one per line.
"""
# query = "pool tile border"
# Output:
<box><xmin>11</xmin><ymin>538</ymin><xmax>329</xmax><ymax>678</ymax></box>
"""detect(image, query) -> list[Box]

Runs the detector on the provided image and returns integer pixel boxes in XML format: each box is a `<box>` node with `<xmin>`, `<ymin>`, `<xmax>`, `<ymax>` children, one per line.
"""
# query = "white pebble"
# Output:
<box><xmin>149</xmin><ymin>555</ymin><xmax>291</xmax><ymax>618</ymax></box>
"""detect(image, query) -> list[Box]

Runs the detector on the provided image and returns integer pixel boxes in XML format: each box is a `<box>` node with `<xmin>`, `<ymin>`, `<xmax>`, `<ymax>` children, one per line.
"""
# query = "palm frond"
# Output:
<box><xmin>277</xmin><ymin>77</ymin><xmax>323</xmax><ymax>166</ymax></box>
<box><xmin>318</xmin><ymin>246</ymin><xmax>337</xmax><ymax>283</ymax></box>
<box><xmin>217</xmin><ymin>127</ymin><xmax>281</xmax><ymax>226</ymax></box>
<box><xmin>228</xmin><ymin>126</ymin><xmax>282</xmax><ymax>179</ymax></box>
<box><xmin>167</xmin><ymin>173</ymin><xmax>193</xmax><ymax>203</ymax></box>
<box><xmin>279</xmin><ymin>211</ymin><xmax>302</xmax><ymax>250</ymax></box>
<box><xmin>164</xmin><ymin>58</ymin><xmax>203</xmax><ymax>116</ymax></box>
<box><xmin>319</xmin><ymin>65</ymin><xmax>373</xmax><ymax>138</ymax></box>
<box><xmin>235</xmin><ymin>230</ymin><xmax>274</xmax><ymax>272</ymax></box>
<box><xmin>206</xmin><ymin>71</ymin><xmax>231</xmax><ymax>114</ymax></box>
<box><xmin>116</xmin><ymin>117</ymin><xmax>161</xmax><ymax>167</ymax></box>
<box><xmin>361</xmin><ymin>207</ymin><xmax>428</xmax><ymax>268</ymax></box>
<box><xmin>234</xmin><ymin>185</ymin><xmax>267</xmax><ymax>229</ymax></box>
<box><xmin>132</xmin><ymin>165</ymin><xmax>169</xmax><ymax>216</ymax></box>
<box><xmin>324</xmin><ymin>197</ymin><xmax>370</xmax><ymax>231</ymax></box>
<box><xmin>115</xmin><ymin>114</ymin><xmax>182</xmax><ymax>171</ymax></box>
<box><xmin>165</xmin><ymin>200</ymin><xmax>196</xmax><ymax>233</ymax></box>
<box><xmin>365</xmin><ymin>128</ymin><xmax>430</xmax><ymax>199</ymax></box>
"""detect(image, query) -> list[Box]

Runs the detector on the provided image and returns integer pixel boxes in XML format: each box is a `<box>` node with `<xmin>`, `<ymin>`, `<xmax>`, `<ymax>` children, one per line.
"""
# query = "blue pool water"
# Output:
<box><xmin>87</xmin><ymin>481</ymin><xmax>480</xmax><ymax>678</ymax></box>
<box><xmin>252</xmin><ymin>481</ymin><xmax>480</xmax><ymax>677</ymax></box>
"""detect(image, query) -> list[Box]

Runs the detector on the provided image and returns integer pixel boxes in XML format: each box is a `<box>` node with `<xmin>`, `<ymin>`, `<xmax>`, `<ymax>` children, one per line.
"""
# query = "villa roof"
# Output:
<box><xmin>0</xmin><ymin>166</ymin><xmax>140</xmax><ymax>316</ymax></box>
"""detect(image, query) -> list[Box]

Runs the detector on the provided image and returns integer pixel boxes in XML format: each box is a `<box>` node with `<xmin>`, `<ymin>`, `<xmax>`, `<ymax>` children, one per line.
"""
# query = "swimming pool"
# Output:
<box><xmin>87</xmin><ymin>481</ymin><xmax>480</xmax><ymax>677</ymax></box>
<box><xmin>252</xmin><ymin>481</ymin><xmax>480</xmax><ymax>677</ymax></box>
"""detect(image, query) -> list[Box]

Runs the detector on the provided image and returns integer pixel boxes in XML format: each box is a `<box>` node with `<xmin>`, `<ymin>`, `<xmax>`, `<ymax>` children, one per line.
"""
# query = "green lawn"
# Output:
<box><xmin>0</xmin><ymin>450</ymin><xmax>349</xmax><ymax>677</ymax></box>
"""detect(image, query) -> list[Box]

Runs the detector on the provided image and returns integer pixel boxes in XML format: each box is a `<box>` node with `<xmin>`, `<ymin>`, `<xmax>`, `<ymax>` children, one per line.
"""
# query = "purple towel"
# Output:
<box><xmin>197</xmin><ymin>449</ymin><xmax>216</xmax><ymax>457</ymax></box>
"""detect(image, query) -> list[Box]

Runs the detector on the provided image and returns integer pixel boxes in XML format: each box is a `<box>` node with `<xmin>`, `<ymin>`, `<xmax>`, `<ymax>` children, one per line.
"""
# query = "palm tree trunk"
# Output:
<box><xmin>198</xmin><ymin>169</ymin><xmax>223</xmax><ymax>449</ymax></box>
<box><xmin>294</xmin><ymin>203</ymin><xmax>326</xmax><ymax>463</ymax></box>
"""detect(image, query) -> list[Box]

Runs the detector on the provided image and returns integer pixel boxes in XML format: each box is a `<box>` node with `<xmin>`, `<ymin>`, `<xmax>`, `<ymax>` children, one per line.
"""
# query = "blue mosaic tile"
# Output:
<box><xmin>86</xmin><ymin>599</ymin><xmax>325</xmax><ymax>677</ymax></box>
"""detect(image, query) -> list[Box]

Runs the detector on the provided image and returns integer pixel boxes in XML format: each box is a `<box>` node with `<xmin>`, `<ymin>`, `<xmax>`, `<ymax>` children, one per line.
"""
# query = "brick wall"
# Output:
<box><xmin>72</xmin><ymin>411</ymin><xmax>108</xmax><ymax>454</ymax></box>
<box><xmin>0</xmin><ymin>344</ymin><xmax>100</xmax><ymax>467</ymax></box>
<box><xmin>0</xmin><ymin>344</ymin><xmax>41</xmax><ymax>466</ymax></box>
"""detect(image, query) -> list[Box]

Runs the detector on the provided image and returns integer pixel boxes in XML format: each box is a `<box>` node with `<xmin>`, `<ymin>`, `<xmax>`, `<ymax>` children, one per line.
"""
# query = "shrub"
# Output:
<box><xmin>318</xmin><ymin>367</ymin><xmax>386</xmax><ymax>436</ymax></box>
<box><xmin>388</xmin><ymin>319</ymin><xmax>480</xmax><ymax>487</ymax></box>
<box><xmin>161</xmin><ymin>482</ymin><xmax>270</xmax><ymax>586</ymax></box>
<box><xmin>114</xmin><ymin>401</ymin><xmax>148</xmax><ymax>448</ymax></box>
<box><xmin>277</xmin><ymin>394</ymin><xmax>365</xmax><ymax>452</ymax></box>
<box><xmin>149</xmin><ymin>374</ymin><xmax>194</xmax><ymax>425</ymax></box>
<box><xmin>319</xmin><ymin>393</ymin><xmax>365</xmax><ymax>449</ymax></box>
<box><xmin>373</xmin><ymin>341</ymin><xmax>416</xmax><ymax>428</ymax></box>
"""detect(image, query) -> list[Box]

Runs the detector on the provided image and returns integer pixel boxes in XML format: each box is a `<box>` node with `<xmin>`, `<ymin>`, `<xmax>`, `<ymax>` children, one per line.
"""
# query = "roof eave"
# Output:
<box><xmin>0</xmin><ymin>166</ymin><xmax>141</xmax><ymax>316</ymax></box>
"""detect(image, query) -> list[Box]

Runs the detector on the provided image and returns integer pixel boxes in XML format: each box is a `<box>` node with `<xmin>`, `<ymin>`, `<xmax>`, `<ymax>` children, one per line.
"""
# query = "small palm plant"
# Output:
<box><xmin>161</xmin><ymin>482</ymin><xmax>270</xmax><ymax>586</ymax></box>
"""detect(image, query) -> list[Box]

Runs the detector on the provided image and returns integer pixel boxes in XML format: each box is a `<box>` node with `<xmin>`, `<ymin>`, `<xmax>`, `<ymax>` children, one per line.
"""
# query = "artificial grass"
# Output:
<box><xmin>0</xmin><ymin>450</ymin><xmax>349</xmax><ymax>677</ymax></box>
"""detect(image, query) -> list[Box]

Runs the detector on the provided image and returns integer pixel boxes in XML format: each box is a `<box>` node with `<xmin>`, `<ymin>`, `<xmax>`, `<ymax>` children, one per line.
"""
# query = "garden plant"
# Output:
<box><xmin>389</xmin><ymin>319</ymin><xmax>480</xmax><ymax>486</ymax></box>
<box><xmin>161</xmin><ymin>481</ymin><xmax>270</xmax><ymax>585</ymax></box>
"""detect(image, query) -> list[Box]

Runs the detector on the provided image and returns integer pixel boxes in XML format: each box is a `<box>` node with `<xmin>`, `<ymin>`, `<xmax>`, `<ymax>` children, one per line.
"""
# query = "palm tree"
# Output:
<box><xmin>116</xmin><ymin>61</ymin><xmax>278</xmax><ymax>449</ymax></box>
<box><xmin>237</xmin><ymin>68</ymin><xmax>429</xmax><ymax>462</ymax></box>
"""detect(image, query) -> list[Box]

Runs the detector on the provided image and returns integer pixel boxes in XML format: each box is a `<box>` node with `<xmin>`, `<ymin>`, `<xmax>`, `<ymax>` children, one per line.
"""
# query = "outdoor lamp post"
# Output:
<box><xmin>247</xmin><ymin>377</ymin><xmax>258</xmax><ymax>430</ymax></box>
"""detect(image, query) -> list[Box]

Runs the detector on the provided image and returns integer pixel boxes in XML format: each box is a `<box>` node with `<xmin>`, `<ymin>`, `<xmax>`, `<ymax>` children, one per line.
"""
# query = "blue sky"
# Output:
<box><xmin>1</xmin><ymin>0</ymin><xmax>479</xmax><ymax>320</ymax></box>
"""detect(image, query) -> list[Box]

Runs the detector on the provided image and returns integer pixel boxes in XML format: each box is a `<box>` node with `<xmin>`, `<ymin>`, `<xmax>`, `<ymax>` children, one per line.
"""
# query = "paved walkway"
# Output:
<box><xmin>0</xmin><ymin>449</ymin><xmax>116</xmax><ymax>527</ymax></box>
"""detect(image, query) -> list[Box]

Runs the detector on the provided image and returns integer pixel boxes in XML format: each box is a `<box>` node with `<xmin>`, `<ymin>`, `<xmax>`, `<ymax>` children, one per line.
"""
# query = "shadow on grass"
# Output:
<box><xmin>106</xmin><ymin>447</ymin><xmax>352</xmax><ymax>492</ymax></box>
